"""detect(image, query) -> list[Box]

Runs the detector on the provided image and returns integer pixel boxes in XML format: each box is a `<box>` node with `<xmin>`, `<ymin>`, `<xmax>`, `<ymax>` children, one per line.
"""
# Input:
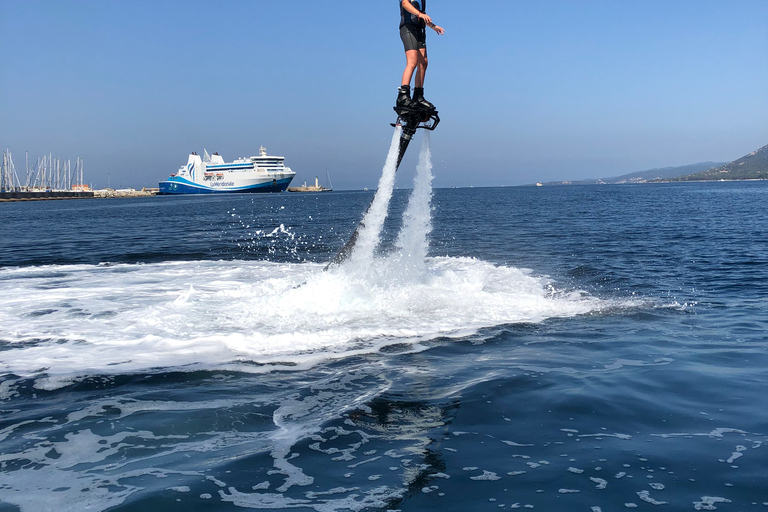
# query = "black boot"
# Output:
<box><xmin>396</xmin><ymin>85</ymin><xmax>413</xmax><ymax>109</ymax></box>
<box><xmin>412</xmin><ymin>87</ymin><xmax>435</xmax><ymax>111</ymax></box>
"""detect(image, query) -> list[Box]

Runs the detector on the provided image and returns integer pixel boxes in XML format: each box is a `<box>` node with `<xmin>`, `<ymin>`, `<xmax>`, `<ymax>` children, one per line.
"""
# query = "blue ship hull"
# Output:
<box><xmin>158</xmin><ymin>176</ymin><xmax>293</xmax><ymax>195</ymax></box>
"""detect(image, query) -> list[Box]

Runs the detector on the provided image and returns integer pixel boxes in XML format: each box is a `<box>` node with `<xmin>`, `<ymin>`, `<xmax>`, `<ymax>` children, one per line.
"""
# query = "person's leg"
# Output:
<box><xmin>398</xmin><ymin>25</ymin><xmax>421</xmax><ymax>107</ymax></box>
<box><xmin>397</xmin><ymin>49</ymin><xmax>419</xmax><ymax>107</ymax></box>
<box><xmin>401</xmin><ymin>49</ymin><xmax>420</xmax><ymax>87</ymax></box>
<box><xmin>414</xmin><ymin>48</ymin><xmax>428</xmax><ymax>88</ymax></box>
<box><xmin>412</xmin><ymin>48</ymin><xmax>434</xmax><ymax>109</ymax></box>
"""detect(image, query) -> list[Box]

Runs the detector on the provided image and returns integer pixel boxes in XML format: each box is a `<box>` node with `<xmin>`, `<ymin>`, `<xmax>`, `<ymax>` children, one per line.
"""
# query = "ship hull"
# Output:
<box><xmin>158</xmin><ymin>176</ymin><xmax>294</xmax><ymax>195</ymax></box>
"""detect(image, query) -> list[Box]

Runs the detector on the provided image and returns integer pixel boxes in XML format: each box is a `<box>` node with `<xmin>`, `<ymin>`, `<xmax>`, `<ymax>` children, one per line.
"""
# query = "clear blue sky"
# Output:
<box><xmin>1</xmin><ymin>0</ymin><xmax>767</xmax><ymax>190</ymax></box>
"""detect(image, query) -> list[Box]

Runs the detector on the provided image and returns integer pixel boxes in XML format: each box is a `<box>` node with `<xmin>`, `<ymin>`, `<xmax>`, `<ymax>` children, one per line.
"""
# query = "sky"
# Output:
<box><xmin>1</xmin><ymin>0</ymin><xmax>767</xmax><ymax>190</ymax></box>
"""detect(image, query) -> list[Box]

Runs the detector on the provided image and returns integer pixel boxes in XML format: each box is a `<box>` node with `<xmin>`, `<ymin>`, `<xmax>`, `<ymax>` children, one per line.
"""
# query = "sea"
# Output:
<box><xmin>1</xmin><ymin>133</ymin><xmax>767</xmax><ymax>512</ymax></box>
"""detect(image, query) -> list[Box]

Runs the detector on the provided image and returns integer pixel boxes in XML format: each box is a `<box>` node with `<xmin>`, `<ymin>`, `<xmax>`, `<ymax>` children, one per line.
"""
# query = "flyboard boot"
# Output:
<box><xmin>412</xmin><ymin>87</ymin><xmax>435</xmax><ymax>112</ymax></box>
<box><xmin>396</xmin><ymin>85</ymin><xmax>413</xmax><ymax>109</ymax></box>
<box><xmin>393</xmin><ymin>84</ymin><xmax>440</xmax><ymax>133</ymax></box>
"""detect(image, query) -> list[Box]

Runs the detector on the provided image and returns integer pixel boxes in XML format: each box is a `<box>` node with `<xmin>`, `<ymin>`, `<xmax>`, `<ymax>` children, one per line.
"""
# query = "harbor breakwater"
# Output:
<box><xmin>0</xmin><ymin>190</ymin><xmax>94</xmax><ymax>202</ymax></box>
<box><xmin>1</xmin><ymin>189</ymin><xmax>159</xmax><ymax>202</ymax></box>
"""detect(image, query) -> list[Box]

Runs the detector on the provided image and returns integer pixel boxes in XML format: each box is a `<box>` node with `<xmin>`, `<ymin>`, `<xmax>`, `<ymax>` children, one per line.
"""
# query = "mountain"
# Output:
<box><xmin>536</xmin><ymin>162</ymin><xmax>724</xmax><ymax>186</ymax></box>
<box><xmin>602</xmin><ymin>162</ymin><xmax>724</xmax><ymax>184</ymax></box>
<box><xmin>665</xmin><ymin>144</ymin><xmax>768</xmax><ymax>181</ymax></box>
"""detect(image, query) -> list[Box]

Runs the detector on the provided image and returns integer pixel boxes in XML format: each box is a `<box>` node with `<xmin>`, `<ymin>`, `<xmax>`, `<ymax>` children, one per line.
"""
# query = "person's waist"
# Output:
<box><xmin>400</xmin><ymin>20</ymin><xmax>425</xmax><ymax>28</ymax></box>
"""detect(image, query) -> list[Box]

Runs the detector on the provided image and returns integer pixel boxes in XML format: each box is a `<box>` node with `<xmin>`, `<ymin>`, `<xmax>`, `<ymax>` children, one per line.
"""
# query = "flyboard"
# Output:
<box><xmin>326</xmin><ymin>103</ymin><xmax>440</xmax><ymax>268</ymax></box>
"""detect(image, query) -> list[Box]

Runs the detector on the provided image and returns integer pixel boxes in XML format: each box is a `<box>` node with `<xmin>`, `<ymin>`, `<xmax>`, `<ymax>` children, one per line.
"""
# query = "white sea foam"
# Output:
<box><xmin>470</xmin><ymin>470</ymin><xmax>501</xmax><ymax>481</ymax></box>
<box><xmin>693</xmin><ymin>496</ymin><xmax>732</xmax><ymax>510</ymax></box>
<box><xmin>637</xmin><ymin>490</ymin><xmax>668</xmax><ymax>505</ymax></box>
<box><xmin>0</xmin><ymin>255</ymin><xmax>608</xmax><ymax>386</ymax></box>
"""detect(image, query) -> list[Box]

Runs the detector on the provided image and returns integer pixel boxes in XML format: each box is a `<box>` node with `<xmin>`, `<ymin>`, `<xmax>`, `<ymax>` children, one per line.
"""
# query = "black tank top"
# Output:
<box><xmin>399</xmin><ymin>0</ymin><xmax>426</xmax><ymax>29</ymax></box>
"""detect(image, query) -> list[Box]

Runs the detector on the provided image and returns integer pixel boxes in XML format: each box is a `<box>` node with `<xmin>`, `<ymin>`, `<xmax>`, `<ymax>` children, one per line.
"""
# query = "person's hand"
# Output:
<box><xmin>418</xmin><ymin>12</ymin><xmax>433</xmax><ymax>25</ymax></box>
<box><xmin>432</xmin><ymin>24</ymin><xmax>445</xmax><ymax>35</ymax></box>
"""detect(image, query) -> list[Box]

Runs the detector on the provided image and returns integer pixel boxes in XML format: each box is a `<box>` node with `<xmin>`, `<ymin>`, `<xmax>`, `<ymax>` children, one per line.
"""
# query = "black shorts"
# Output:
<box><xmin>400</xmin><ymin>24</ymin><xmax>426</xmax><ymax>52</ymax></box>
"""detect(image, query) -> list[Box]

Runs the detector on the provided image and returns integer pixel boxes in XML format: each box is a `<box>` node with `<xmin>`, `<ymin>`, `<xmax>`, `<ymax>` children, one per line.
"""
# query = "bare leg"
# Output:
<box><xmin>415</xmin><ymin>48</ymin><xmax>428</xmax><ymax>88</ymax></box>
<box><xmin>401</xmin><ymin>49</ymin><xmax>420</xmax><ymax>86</ymax></box>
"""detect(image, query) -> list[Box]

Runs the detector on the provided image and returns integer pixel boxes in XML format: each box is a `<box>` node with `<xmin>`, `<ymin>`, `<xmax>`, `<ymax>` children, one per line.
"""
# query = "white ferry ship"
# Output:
<box><xmin>158</xmin><ymin>147</ymin><xmax>296</xmax><ymax>194</ymax></box>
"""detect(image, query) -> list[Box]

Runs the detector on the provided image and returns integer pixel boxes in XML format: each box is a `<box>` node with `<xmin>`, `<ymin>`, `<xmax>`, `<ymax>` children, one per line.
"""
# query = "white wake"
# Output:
<box><xmin>0</xmin><ymin>131</ymin><xmax>614</xmax><ymax>387</ymax></box>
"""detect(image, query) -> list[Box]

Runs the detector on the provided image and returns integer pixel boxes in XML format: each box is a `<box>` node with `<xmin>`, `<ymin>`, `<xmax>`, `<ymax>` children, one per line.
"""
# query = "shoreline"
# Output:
<box><xmin>0</xmin><ymin>189</ymin><xmax>158</xmax><ymax>202</ymax></box>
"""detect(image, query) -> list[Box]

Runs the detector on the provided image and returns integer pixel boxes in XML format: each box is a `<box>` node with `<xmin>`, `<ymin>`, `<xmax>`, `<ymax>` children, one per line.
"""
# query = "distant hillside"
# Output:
<box><xmin>666</xmin><ymin>144</ymin><xmax>768</xmax><ymax>181</ymax></box>
<box><xmin>603</xmin><ymin>162</ymin><xmax>723</xmax><ymax>184</ymax></box>
<box><xmin>537</xmin><ymin>162</ymin><xmax>723</xmax><ymax>186</ymax></box>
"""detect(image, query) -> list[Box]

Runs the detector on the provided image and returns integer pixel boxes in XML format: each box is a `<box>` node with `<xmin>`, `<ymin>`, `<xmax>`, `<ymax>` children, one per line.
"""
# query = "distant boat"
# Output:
<box><xmin>158</xmin><ymin>147</ymin><xmax>296</xmax><ymax>194</ymax></box>
<box><xmin>536</xmin><ymin>182</ymin><xmax>543</xmax><ymax>187</ymax></box>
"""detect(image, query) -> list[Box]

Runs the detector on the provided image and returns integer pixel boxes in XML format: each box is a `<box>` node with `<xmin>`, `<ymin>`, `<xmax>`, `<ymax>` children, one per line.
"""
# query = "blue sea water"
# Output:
<box><xmin>1</xmin><ymin>177</ymin><xmax>768</xmax><ymax>511</ymax></box>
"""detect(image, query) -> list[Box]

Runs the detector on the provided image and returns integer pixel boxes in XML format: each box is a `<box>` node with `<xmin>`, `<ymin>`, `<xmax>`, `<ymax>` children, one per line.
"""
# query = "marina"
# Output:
<box><xmin>1</xmin><ymin>149</ymin><xmax>86</xmax><ymax>193</ymax></box>
<box><xmin>1</xmin><ymin>149</ymin><xmax>91</xmax><ymax>201</ymax></box>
